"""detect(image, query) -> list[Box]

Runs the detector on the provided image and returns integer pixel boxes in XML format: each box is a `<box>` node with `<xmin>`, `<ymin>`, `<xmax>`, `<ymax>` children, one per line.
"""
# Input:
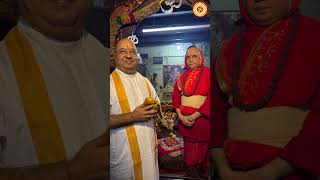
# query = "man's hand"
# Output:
<box><xmin>218</xmin><ymin>168</ymin><xmax>277</xmax><ymax>180</ymax></box>
<box><xmin>239</xmin><ymin>158</ymin><xmax>293</xmax><ymax>180</ymax></box>
<box><xmin>131</xmin><ymin>104</ymin><xmax>158</xmax><ymax>122</ymax></box>
<box><xmin>179</xmin><ymin>114</ymin><xmax>195</xmax><ymax>127</ymax></box>
<box><xmin>178</xmin><ymin>111</ymin><xmax>202</xmax><ymax>127</ymax></box>
<box><xmin>218</xmin><ymin>169</ymin><xmax>271</xmax><ymax>180</ymax></box>
<box><xmin>175</xmin><ymin>108</ymin><xmax>196</xmax><ymax>127</ymax></box>
<box><xmin>67</xmin><ymin>133</ymin><xmax>108</xmax><ymax>180</ymax></box>
<box><xmin>217</xmin><ymin>158</ymin><xmax>294</xmax><ymax>180</ymax></box>
<box><xmin>110</xmin><ymin>103</ymin><xmax>158</xmax><ymax>128</ymax></box>
<box><xmin>0</xmin><ymin>133</ymin><xmax>108</xmax><ymax>180</ymax></box>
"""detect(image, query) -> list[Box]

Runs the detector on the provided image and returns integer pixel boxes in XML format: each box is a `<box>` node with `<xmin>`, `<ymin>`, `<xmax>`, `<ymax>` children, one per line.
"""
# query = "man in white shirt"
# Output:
<box><xmin>110</xmin><ymin>38</ymin><xmax>159</xmax><ymax>180</ymax></box>
<box><xmin>0</xmin><ymin>0</ymin><xmax>107</xmax><ymax>179</ymax></box>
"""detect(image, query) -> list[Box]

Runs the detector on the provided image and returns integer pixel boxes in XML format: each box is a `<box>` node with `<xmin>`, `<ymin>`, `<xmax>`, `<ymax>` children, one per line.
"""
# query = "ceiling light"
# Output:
<box><xmin>142</xmin><ymin>24</ymin><xmax>210</xmax><ymax>33</ymax></box>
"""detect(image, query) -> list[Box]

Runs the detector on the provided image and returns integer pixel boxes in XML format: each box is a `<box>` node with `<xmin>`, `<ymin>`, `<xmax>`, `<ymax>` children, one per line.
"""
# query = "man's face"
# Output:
<box><xmin>115</xmin><ymin>39</ymin><xmax>138</xmax><ymax>74</ymax></box>
<box><xmin>19</xmin><ymin>0</ymin><xmax>90</xmax><ymax>27</ymax></box>
<box><xmin>245</xmin><ymin>0</ymin><xmax>290</xmax><ymax>26</ymax></box>
<box><xmin>186</xmin><ymin>47</ymin><xmax>202</xmax><ymax>70</ymax></box>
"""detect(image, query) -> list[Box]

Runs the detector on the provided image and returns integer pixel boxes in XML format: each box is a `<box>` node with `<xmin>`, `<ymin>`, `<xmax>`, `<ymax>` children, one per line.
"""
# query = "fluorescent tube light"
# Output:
<box><xmin>142</xmin><ymin>24</ymin><xmax>210</xmax><ymax>33</ymax></box>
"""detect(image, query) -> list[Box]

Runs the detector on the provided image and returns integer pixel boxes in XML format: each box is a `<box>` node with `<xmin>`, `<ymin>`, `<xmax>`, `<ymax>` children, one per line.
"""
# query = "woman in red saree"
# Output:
<box><xmin>211</xmin><ymin>0</ymin><xmax>320</xmax><ymax>179</ymax></box>
<box><xmin>172</xmin><ymin>45</ymin><xmax>210</xmax><ymax>177</ymax></box>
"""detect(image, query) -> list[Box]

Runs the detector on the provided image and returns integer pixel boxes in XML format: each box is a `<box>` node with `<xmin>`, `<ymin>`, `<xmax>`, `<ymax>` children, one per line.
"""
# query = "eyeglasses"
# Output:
<box><xmin>116</xmin><ymin>49</ymin><xmax>137</xmax><ymax>56</ymax></box>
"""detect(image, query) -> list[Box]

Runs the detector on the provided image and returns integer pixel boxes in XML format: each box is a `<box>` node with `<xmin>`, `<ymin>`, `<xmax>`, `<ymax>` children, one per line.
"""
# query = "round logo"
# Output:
<box><xmin>193</xmin><ymin>1</ymin><xmax>208</xmax><ymax>17</ymax></box>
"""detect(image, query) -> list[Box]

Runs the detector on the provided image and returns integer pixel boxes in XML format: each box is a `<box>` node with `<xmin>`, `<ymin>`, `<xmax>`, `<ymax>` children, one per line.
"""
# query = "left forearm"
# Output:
<box><xmin>191</xmin><ymin>111</ymin><xmax>202</xmax><ymax>120</ymax></box>
<box><xmin>257</xmin><ymin>158</ymin><xmax>295</xmax><ymax>180</ymax></box>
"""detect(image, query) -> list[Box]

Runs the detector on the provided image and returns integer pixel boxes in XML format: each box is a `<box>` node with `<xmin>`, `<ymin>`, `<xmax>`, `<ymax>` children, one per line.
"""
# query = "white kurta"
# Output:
<box><xmin>0</xmin><ymin>21</ymin><xmax>107</xmax><ymax>166</ymax></box>
<box><xmin>110</xmin><ymin>68</ymin><xmax>159</xmax><ymax>180</ymax></box>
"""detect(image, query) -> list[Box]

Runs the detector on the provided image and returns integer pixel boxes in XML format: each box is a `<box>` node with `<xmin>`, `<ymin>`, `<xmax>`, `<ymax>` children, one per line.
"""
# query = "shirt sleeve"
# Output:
<box><xmin>210</xmin><ymin>64</ymin><xmax>229</xmax><ymax>149</ymax></box>
<box><xmin>198</xmin><ymin>92</ymin><xmax>210</xmax><ymax>117</ymax></box>
<box><xmin>198</xmin><ymin>68</ymin><xmax>210</xmax><ymax>117</ymax></box>
<box><xmin>172</xmin><ymin>82</ymin><xmax>181</xmax><ymax>110</ymax></box>
<box><xmin>280</xmin><ymin>85</ymin><xmax>320</xmax><ymax>175</ymax></box>
<box><xmin>280</xmin><ymin>22</ymin><xmax>320</xmax><ymax>174</ymax></box>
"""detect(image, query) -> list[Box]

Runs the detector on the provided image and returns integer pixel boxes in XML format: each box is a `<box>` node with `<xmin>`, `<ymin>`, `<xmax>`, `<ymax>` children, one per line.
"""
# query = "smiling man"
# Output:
<box><xmin>0</xmin><ymin>0</ymin><xmax>107</xmax><ymax>179</ymax></box>
<box><xmin>110</xmin><ymin>38</ymin><xmax>159</xmax><ymax>179</ymax></box>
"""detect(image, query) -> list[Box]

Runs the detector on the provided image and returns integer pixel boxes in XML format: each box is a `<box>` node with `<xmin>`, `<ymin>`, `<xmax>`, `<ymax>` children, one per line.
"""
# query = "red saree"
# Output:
<box><xmin>172</xmin><ymin>46</ymin><xmax>210</xmax><ymax>171</ymax></box>
<box><xmin>212</xmin><ymin>0</ymin><xmax>320</xmax><ymax>179</ymax></box>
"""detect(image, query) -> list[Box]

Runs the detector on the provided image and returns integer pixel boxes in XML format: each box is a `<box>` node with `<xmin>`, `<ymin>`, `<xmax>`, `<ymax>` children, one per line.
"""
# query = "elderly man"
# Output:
<box><xmin>0</xmin><ymin>0</ymin><xmax>107</xmax><ymax>179</ymax></box>
<box><xmin>110</xmin><ymin>38</ymin><xmax>159</xmax><ymax>180</ymax></box>
<box><xmin>211</xmin><ymin>0</ymin><xmax>320</xmax><ymax>179</ymax></box>
<box><xmin>172</xmin><ymin>45</ymin><xmax>210</xmax><ymax>177</ymax></box>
